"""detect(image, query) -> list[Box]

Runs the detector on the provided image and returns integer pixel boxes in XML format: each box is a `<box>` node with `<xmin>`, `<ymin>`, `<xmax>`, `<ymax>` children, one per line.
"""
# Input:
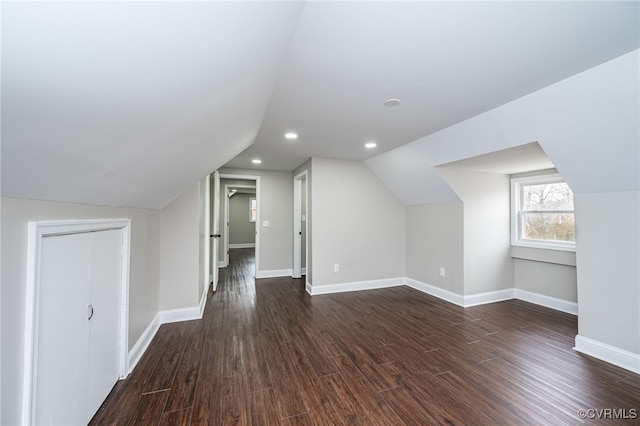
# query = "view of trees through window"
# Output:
<box><xmin>521</xmin><ymin>182</ymin><xmax>575</xmax><ymax>242</ymax></box>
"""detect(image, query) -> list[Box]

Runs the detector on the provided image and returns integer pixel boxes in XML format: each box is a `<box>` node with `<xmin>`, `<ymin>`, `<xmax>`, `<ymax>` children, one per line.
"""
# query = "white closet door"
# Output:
<box><xmin>34</xmin><ymin>229</ymin><xmax>123</xmax><ymax>425</ymax></box>
<box><xmin>36</xmin><ymin>233</ymin><xmax>92</xmax><ymax>425</ymax></box>
<box><xmin>87</xmin><ymin>229</ymin><xmax>122</xmax><ymax>419</ymax></box>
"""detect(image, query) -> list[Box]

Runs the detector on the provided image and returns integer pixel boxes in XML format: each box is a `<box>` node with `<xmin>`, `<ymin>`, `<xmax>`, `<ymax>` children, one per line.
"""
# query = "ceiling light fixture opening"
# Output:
<box><xmin>365</xmin><ymin>142</ymin><xmax>377</xmax><ymax>149</ymax></box>
<box><xmin>383</xmin><ymin>98</ymin><xmax>401</xmax><ymax>107</ymax></box>
<box><xmin>285</xmin><ymin>132</ymin><xmax>298</xmax><ymax>140</ymax></box>
<box><xmin>252</xmin><ymin>159</ymin><xmax>262</xmax><ymax>164</ymax></box>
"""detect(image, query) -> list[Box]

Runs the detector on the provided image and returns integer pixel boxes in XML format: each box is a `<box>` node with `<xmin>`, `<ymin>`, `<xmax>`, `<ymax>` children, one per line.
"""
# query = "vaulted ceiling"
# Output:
<box><xmin>2</xmin><ymin>1</ymin><xmax>638</xmax><ymax>209</ymax></box>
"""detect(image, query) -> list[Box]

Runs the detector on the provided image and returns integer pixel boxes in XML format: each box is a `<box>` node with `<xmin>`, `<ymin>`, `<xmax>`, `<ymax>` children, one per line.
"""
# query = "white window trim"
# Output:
<box><xmin>249</xmin><ymin>196</ymin><xmax>257</xmax><ymax>223</ymax></box>
<box><xmin>511</xmin><ymin>173</ymin><xmax>576</xmax><ymax>252</ymax></box>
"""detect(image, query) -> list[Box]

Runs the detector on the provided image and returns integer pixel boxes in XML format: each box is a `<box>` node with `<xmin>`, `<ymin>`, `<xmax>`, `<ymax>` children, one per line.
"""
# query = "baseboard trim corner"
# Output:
<box><xmin>404</xmin><ymin>278</ymin><xmax>465</xmax><ymax>307</ymax></box>
<box><xmin>129</xmin><ymin>298</ymin><xmax>206</xmax><ymax>373</ymax></box>
<box><xmin>574</xmin><ymin>335</ymin><xmax>640</xmax><ymax>374</ymax></box>
<box><xmin>463</xmin><ymin>289</ymin><xmax>515</xmax><ymax>307</ymax></box>
<box><xmin>515</xmin><ymin>289</ymin><xmax>578</xmax><ymax>315</ymax></box>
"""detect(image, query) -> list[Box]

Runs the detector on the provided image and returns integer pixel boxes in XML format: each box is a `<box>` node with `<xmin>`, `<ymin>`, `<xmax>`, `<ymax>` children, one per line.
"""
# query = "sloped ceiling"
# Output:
<box><xmin>1</xmin><ymin>1</ymin><xmax>304</xmax><ymax>208</ymax></box>
<box><xmin>2</xmin><ymin>1</ymin><xmax>638</xmax><ymax>209</ymax></box>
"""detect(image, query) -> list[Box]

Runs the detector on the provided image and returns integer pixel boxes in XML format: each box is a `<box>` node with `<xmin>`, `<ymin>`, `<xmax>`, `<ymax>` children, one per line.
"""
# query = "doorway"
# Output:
<box><xmin>293</xmin><ymin>170</ymin><xmax>308</xmax><ymax>280</ymax></box>
<box><xmin>216</xmin><ymin>174</ymin><xmax>260</xmax><ymax>276</ymax></box>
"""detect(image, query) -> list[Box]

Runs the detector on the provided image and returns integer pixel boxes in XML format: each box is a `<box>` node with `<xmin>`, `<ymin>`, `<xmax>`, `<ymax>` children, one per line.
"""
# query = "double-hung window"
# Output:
<box><xmin>511</xmin><ymin>173</ymin><xmax>575</xmax><ymax>250</ymax></box>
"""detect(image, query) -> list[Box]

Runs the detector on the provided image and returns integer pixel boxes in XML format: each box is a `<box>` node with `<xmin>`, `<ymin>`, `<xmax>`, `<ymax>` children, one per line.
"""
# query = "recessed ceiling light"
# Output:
<box><xmin>285</xmin><ymin>132</ymin><xmax>298</xmax><ymax>140</ymax></box>
<box><xmin>252</xmin><ymin>159</ymin><xmax>262</xmax><ymax>164</ymax></box>
<box><xmin>383</xmin><ymin>98</ymin><xmax>401</xmax><ymax>107</ymax></box>
<box><xmin>365</xmin><ymin>142</ymin><xmax>377</xmax><ymax>149</ymax></box>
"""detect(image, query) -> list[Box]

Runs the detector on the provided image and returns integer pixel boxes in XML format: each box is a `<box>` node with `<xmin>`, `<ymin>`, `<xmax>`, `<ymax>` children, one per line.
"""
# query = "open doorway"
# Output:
<box><xmin>216</xmin><ymin>174</ymin><xmax>260</xmax><ymax>276</ymax></box>
<box><xmin>293</xmin><ymin>170</ymin><xmax>308</xmax><ymax>281</ymax></box>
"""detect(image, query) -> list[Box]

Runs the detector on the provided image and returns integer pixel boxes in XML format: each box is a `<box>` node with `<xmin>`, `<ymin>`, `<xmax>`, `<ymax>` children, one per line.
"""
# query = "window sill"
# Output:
<box><xmin>510</xmin><ymin>245</ymin><xmax>576</xmax><ymax>266</ymax></box>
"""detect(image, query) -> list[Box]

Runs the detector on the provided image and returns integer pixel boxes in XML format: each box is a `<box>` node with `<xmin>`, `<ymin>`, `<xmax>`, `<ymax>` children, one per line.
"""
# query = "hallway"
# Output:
<box><xmin>91</xmin><ymin>249</ymin><xmax>640</xmax><ymax>425</ymax></box>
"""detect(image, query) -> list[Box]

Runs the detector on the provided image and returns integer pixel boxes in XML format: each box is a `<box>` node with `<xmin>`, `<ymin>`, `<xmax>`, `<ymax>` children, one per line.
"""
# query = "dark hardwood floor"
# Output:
<box><xmin>91</xmin><ymin>248</ymin><xmax>640</xmax><ymax>425</ymax></box>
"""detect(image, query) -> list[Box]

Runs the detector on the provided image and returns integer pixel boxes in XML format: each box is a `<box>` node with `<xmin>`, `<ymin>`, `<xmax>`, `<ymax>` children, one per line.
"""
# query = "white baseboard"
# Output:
<box><xmin>306</xmin><ymin>281</ymin><xmax>313</xmax><ymax>295</ymax></box>
<box><xmin>127</xmin><ymin>314</ymin><xmax>160</xmax><ymax>374</ymax></box>
<box><xmin>302</xmin><ymin>267</ymin><xmax>307</xmax><ymax>275</ymax></box>
<box><xmin>404</xmin><ymin>277</ymin><xmax>578</xmax><ymax>315</ymax></box>
<box><xmin>199</xmin><ymin>283</ymin><xmax>209</xmax><ymax>316</ymax></box>
<box><xmin>128</xmin><ymin>288</ymin><xmax>208</xmax><ymax>374</ymax></box>
<box><xmin>404</xmin><ymin>278</ymin><xmax>465</xmax><ymax>306</ymax></box>
<box><xmin>229</xmin><ymin>243</ymin><xmax>255</xmax><ymax>249</ymax></box>
<box><xmin>307</xmin><ymin>277</ymin><xmax>404</xmax><ymax>296</ymax></box>
<box><xmin>256</xmin><ymin>269</ymin><xmax>292</xmax><ymax>279</ymax></box>
<box><xmin>158</xmin><ymin>305</ymin><xmax>203</xmax><ymax>324</ymax></box>
<box><xmin>217</xmin><ymin>261</ymin><xmax>226</xmax><ymax>268</ymax></box>
<box><xmin>574</xmin><ymin>335</ymin><xmax>640</xmax><ymax>374</ymax></box>
<box><xmin>515</xmin><ymin>289</ymin><xmax>578</xmax><ymax>315</ymax></box>
<box><xmin>464</xmin><ymin>289</ymin><xmax>515</xmax><ymax>307</ymax></box>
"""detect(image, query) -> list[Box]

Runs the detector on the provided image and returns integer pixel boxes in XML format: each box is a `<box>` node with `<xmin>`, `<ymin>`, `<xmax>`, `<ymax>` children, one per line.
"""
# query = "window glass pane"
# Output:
<box><xmin>523</xmin><ymin>183</ymin><xmax>573</xmax><ymax>210</ymax></box>
<box><xmin>250</xmin><ymin>198</ymin><xmax>257</xmax><ymax>222</ymax></box>
<box><xmin>522</xmin><ymin>212</ymin><xmax>575</xmax><ymax>242</ymax></box>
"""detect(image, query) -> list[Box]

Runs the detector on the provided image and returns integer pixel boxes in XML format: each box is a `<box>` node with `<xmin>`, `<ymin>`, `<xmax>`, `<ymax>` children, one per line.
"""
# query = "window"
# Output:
<box><xmin>511</xmin><ymin>173</ymin><xmax>575</xmax><ymax>250</ymax></box>
<box><xmin>249</xmin><ymin>197</ymin><xmax>257</xmax><ymax>222</ymax></box>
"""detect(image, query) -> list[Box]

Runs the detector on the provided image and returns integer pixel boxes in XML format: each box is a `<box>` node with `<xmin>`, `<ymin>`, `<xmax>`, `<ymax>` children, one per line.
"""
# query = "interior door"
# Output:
<box><xmin>36</xmin><ymin>230</ymin><xmax>122</xmax><ymax>425</ymax></box>
<box><xmin>37</xmin><ymin>232</ymin><xmax>92</xmax><ymax>425</ymax></box>
<box><xmin>211</xmin><ymin>170</ymin><xmax>221</xmax><ymax>290</ymax></box>
<box><xmin>87</xmin><ymin>229</ymin><xmax>122</xmax><ymax>419</ymax></box>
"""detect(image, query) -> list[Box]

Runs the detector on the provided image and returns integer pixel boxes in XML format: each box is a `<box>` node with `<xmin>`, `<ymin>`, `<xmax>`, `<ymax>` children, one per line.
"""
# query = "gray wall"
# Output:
<box><xmin>576</xmin><ymin>191</ymin><xmax>639</xmax><ymax>355</ymax></box>
<box><xmin>514</xmin><ymin>259</ymin><xmax>577</xmax><ymax>302</ymax></box>
<box><xmin>406</xmin><ymin>203</ymin><xmax>464</xmax><ymax>294</ymax></box>
<box><xmin>310</xmin><ymin>158</ymin><xmax>405</xmax><ymax>286</ymax></box>
<box><xmin>1</xmin><ymin>197</ymin><xmax>161</xmax><ymax>425</ymax></box>
<box><xmin>229</xmin><ymin>193</ymin><xmax>256</xmax><ymax>245</ymax></box>
<box><xmin>159</xmin><ymin>184</ymin><xmax>201</xmax><ymax>310</ymax></box>
<box><xmin>438</xmin><ymin>168</ymin><xmax>513</xmax><ymax>295</ymax></box>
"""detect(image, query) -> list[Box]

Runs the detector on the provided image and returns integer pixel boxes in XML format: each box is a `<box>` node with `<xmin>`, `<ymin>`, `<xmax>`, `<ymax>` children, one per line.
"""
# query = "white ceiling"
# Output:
<box><xmin>2</xmin><ymin>1</ymin><xmax>638</xmax><ymax>209</ymax></box>
<box><xmin>437</xmin><ymin>142</ymin><xmax>555</xmax><ymax>175</ymax></box>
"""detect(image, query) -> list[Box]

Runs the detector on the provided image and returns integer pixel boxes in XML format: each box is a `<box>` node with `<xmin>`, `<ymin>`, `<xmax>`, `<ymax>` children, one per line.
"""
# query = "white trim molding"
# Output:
<box><xmin>127</xmin><ymin>314</ymin><xmax>161</xmax><ymax>373</ymax></box>
<box><xmin>463</xmin><ymin>289</ymin><xmax>515</xmax><ymax>307</ymax></box>
<box><xmin>514</xmin><ymin>289</ymin><xmax>578</xmax><ymax>315</ymax></box>
<box><xmin>22</xmin><ymin>219</ymin><xmax>131</xmax><ymax>425</ymax></box>
<box><xmin>307</xmin><ymin>277</ymin><xmax>404</xmax><ymax>296</ymax></box>
<box><xmin>404</xmin><ymin>277</ymin><xmax>579</xmax><ymax>314</ymax></box>
<box><xmin>128</xmin><ymin>283</ymin><xmax>209</xmax><ymax>375</ymax></box>
<box><xmin>256</xmin><ymin>269</ymin><xmax>293</xmax><ymax>279</ymax></box>
<box><xmin>404</xmin><ymin>278</ymin><xmax>465</xmax><ymax>306</ymax></box>
<box><xmin>574</xmin><ymin>335</ymin><xmax>640</xmax><ymax>374</ymax></box>
<box><xmin>229</xmin><ymin>243</ymin><xmax>255</xmax><ymax>249</ymax></box>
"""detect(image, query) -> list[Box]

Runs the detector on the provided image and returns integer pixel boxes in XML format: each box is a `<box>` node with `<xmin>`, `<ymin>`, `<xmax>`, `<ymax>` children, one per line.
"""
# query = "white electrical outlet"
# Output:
<box><xmin>439</xmin><ymin>267</ymin><xmax>446</xmax><ymax>277</ymax></box>
<box><xmin>333</xmin><ymin>264</ymin><xmax>339</xmax><ymax>273</ymax></box>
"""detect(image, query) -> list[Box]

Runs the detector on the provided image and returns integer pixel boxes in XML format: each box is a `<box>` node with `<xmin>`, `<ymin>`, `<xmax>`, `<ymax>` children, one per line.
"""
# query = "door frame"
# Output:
<box><xmin>222</xmin><ymin>183</ymin><xmax>257</xmax><ymax>267</ymax></box>
<box><xmin>293</xmin><ymin>170</ymin><xmax>308</xmax><ymax>279</ymax></box>
<box><xmin>218</xmin><ymin>174</ymin><xmax>260</xmax><ymax>275</ymax></box>
<box><xmin>22</xmin><ymin>218</ymin><xmax>131</xmax><ymax>425</ymax></box>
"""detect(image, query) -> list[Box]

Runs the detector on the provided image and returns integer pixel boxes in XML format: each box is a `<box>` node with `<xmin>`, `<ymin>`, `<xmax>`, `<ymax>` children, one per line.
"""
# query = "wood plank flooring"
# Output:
<box><xmin>91</xmin><ymin>248</ymin><xmax>640</xmax><ymax>425</ymax></box>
